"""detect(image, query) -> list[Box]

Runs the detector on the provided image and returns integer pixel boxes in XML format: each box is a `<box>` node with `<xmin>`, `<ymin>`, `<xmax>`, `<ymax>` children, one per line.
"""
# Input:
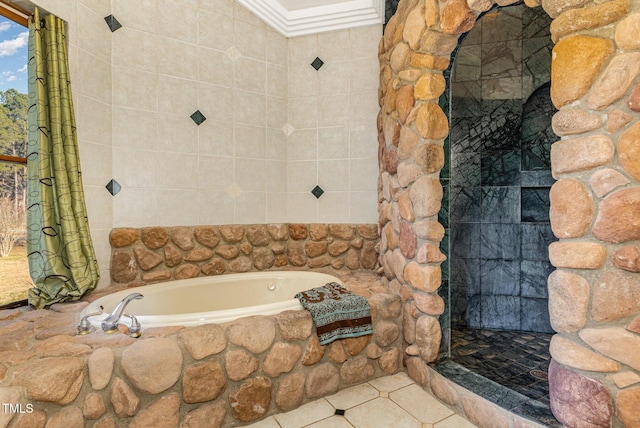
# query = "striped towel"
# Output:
<box><xmin>295</xmin><ymin>282</ymin><xmax>373</xmax><ymax>345</ymax></box>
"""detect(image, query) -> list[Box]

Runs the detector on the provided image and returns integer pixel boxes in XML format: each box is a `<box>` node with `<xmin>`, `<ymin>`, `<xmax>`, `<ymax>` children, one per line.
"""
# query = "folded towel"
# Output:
<box><xmin>295</xmin><ymin>282</ymin><xmax>373</xmax><ymax>345</ymax></box>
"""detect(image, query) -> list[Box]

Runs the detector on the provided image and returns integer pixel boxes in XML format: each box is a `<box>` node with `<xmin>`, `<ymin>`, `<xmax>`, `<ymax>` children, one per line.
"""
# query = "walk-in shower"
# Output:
<box><xmin>436</xmin><ymin>3</ymin><xmax>559</xmax><ymax>425</ymax></box>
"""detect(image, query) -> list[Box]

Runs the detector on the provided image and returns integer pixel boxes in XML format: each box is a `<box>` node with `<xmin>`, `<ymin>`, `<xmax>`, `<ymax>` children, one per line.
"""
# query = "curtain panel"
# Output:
<box><xmin>26</xmin><ymin>8</ymin><xmax>99</xmax><ymax>308</ymax></box>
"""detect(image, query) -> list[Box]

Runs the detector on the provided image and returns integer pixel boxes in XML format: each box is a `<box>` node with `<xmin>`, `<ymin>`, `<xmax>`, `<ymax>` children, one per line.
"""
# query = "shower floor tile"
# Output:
<box><xmin>451</xmin><ymin>327</ymin><xmax>552</xmax><ymax>403</ymax></box>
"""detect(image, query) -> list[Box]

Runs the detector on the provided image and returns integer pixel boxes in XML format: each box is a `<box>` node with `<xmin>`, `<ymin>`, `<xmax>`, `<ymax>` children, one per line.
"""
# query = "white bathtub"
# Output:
<box><xmin>82</xmin><ymin>271</ymin><xmax>342</xmax><ymax>328</ymax></box>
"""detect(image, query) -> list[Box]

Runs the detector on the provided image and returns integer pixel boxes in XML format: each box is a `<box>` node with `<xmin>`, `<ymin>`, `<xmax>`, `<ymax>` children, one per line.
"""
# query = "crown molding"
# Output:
<box><xmin>236</xmin><ymin>0</ymin><xmax>384</xmax><ymax>37</ymax></box>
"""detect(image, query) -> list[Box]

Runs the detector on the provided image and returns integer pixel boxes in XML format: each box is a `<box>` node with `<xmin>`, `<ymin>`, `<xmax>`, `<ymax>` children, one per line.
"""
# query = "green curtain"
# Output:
<box><xmin>26</xmin><ymin>8</ymin><xmax>99</xmax><ymax>308</ymax></box>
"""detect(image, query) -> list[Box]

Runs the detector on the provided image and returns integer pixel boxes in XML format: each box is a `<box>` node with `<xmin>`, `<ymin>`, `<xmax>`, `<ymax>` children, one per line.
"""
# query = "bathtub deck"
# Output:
<box><xmin>84</xmin><ymin>269</ymin><xmax>388</xmax><ymax>303</ymax></box>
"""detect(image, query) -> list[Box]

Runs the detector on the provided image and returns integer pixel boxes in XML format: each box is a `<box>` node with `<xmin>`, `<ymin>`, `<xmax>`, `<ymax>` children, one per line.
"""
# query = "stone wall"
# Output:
<box><xmin>109</xmin><ymin>224</ymin><xmax>379</xmax><ymax>285</ymax></box>
<box><xmin>0</xmin><ymin>273</ymin><xmax>403</xmax><ymax>427</ymax></box>
<box><xmin>380</xmin><ymin>0</ymin><xmax>640</xmax><ymax>426</ymax></box>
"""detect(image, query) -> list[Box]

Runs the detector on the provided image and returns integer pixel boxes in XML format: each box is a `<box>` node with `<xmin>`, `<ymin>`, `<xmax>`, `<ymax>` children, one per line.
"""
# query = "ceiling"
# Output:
<box><xmin>236</xmin><ymin>0</ymin><xmax>385</xmax><ymax>37</ymax></box>
<box><xmin>276</xmin><ymin>0</ymin><xmax>356</xmax><ymax>11</ymax></box>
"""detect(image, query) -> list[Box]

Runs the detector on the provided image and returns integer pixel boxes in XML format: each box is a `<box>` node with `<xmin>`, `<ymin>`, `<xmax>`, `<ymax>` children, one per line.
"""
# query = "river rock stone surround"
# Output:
<box><xmin>109</xmin><ymin>224</ymin><xmax>379</xmax><ymax>285</ymax></box>
<box><xmin>0</xmin><ymin>272</ymin><xmax>404</xmax><ymax>427</ymax></box>
<box><xmin>381</xmin><ymin>0</ymin><xmax>640</xmax><ymax>426</ymax></box>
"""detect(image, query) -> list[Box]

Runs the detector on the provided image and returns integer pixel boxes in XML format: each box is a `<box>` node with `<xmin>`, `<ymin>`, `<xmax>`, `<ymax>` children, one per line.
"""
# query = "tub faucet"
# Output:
<box><xmin>101</xmin><ymin>293</ymin><xmax>143</xmax><ymax>334</ymax></box>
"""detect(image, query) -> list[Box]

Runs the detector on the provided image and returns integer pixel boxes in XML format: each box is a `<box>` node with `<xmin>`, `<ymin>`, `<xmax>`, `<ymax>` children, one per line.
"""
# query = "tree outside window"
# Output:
<box><xmin>0</xmin><ymin>9</ymin><xmax>31</xmax><ymax>307</ymax></box>
<box><xmin>0</xmin><ymin>88</ymin><xmax>28</xmax><ymax>252</ymax></box>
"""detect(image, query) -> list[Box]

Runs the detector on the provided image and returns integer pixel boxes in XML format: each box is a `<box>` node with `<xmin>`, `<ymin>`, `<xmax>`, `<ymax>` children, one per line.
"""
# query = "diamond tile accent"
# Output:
<box><xmin>281</xmin><ymin>123</ymin><xmax>295</xmax><ymax>136</ymax></box>
<box><xmin>104</xmin><ymin>15</ymin><xmax>122</xmax><ymax>32</ymax></box>
<box><xmin>190</xmin><ymin>110</ymin><xmax>206</xmax><ymax>125</ymax></box>
<box><xmin>311</xmin><ymin>57</ymin><xmax>324</xmax><ymax>70</ymax></box>
<box><xmin>226</xmin><ymin>46</ymin><xmax>242</xmax><ymax>61</ymax></box>
<box><xmin>311</xmin><ymin>185</ymin><xmax>324</xmax><ymax>199</ymax></box>
<box><xmin>106</xmin><ymin>179</ymin><xmax>121</xmax><ymax>196</ymax></box>
<box><xmin>226</xmin><ymin>183</ymin><xmax>242</xmax><ymax>199</ymax></box>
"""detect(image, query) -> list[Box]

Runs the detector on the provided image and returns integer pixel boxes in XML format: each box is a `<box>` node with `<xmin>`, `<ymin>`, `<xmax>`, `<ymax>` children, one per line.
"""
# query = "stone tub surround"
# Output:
<box><xmin>0</xmin><ymin>279</ymin><xmax>551</xmax><ymax>428</ymax></box>
<box><xmin>109</xmin><ymin>223</ymin><xmax>379</xmax><ymax>285</ymax></box>
<box><xmin>381</xmin><ymin>0</ymin><xmax>640</xmax><ymax>427</ymax></box>
<box><xmin>0</xmin><ymin>271</ymin><xmax>406</xmax><ymax>427</ymax></box>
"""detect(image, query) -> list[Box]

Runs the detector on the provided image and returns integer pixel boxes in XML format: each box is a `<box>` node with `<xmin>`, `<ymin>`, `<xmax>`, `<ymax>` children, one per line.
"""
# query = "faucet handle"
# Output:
<box><xmin>77</xmin><ymin>306</ymin><xmax>104</xmax><ymax>335</ymax></box>
<box><xmin>122</xmin><ymin>313</ymin><xmax>142</xmax><ymax>338</ymax></box>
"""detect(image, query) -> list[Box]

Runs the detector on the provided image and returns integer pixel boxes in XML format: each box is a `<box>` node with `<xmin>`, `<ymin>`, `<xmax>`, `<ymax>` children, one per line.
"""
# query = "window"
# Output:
<box><xmin>0</xmin><ymin>1</ymin><xmax>30</xmax><ymax>308</ymax></box>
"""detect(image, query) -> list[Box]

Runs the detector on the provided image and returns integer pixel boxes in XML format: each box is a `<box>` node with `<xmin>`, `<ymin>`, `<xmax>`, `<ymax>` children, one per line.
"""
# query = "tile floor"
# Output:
<box><xmin>437</xmin><ymin>327</ymin><xmax>559</xmax><ymax>427</ymax></box>
<box><xmin>245</xmin><ymin>372</ymin><xmax>478</xmax><ymax>428</ymax></box>
<box><xmin>450</xmin><ymin>328</ymin><xmax>552</xmax><ymax>403</ymax></box>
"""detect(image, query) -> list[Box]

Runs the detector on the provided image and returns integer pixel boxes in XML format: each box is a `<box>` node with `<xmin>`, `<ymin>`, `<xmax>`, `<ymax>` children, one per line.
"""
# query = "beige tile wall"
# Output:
<box><xmin>286</xmin><ymin>25</ymin><xmax>381</xmax><ymax>224</ymax></box>
<box><xmin>28</xmin><ymin>0</ymin><xmax>381</xmax><ymax>287</ymax></box>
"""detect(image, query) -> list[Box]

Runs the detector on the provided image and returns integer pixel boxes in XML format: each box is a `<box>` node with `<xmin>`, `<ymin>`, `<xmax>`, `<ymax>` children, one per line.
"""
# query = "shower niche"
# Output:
<box><xmin>446</xmin><ymin>4</ymin><xmax>556</xmax><ymax>335</ymax></box>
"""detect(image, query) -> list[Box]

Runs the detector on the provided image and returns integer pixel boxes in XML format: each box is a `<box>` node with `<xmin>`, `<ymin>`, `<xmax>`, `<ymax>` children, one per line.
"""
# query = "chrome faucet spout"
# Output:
<box><xmin>101</xmin><ymin>293</ymin><xmax>143</xmax><ymax>333</ymax></box>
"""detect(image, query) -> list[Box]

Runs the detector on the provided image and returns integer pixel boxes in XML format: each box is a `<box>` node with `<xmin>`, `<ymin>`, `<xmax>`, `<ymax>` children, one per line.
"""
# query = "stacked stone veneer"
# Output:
<box><xmin>381</xmin><ymin>0</ymin><xmax>640</xmax><ymax>426</ymax></box>
<box><xmin>0</xmin><ymin>274</ymin><xmax>403</xmax><ymax>427</ymax></box>
<box><xmin>109</xmin><ymin>224</ymin><xmax>379</xmax><ymax>285</ymax></box>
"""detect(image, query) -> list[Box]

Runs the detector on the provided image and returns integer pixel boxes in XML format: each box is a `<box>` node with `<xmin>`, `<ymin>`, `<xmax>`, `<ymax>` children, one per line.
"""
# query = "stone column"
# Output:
<box><xmin>378</xmin><ymin>0</ymin><xmax>478</xmax><ymax>373</ymax></box>
<box><xmin>545</xmin><ymin>2</ymin><xmax>640</xmax><ymax>427</ymax></box>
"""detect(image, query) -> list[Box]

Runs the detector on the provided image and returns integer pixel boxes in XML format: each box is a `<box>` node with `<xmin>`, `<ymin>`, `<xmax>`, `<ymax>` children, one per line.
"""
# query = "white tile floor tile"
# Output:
<box><xmin>243</xmin><ymin>375</ymin><xmax>478</xmax><ymax>428</ymax></box>
<box><xmin>344</xmin><ymin>397</ymin><xmax>422</xmax><ymax>428</ymax></box>
<box><xmin>325</xmin><ymin>383</ymin><xmax>379</xmax><ymax>410</ymax></box>
<box><xmin>367</xmin><ymin>372</ymin><xmax>414</xmax><ymax>393</ymax></box>
<box><xmin>305</xmin><ymin>416</ymin><xmax>354</xmax><ymax>428</ymax></box>
<box><xmin>273</xmin><ymin>399</ymin><xmax>336</xmax><ymax>428</ymax></box>
<box><xmin>390</xmin><ymin>384</ymin><xmax>455</xmax><ymax>424</ymax></box>
<box><xmin>434</xmin><ymin>414</ymin><xmax>479</xmax><ymax>428</ymax></box>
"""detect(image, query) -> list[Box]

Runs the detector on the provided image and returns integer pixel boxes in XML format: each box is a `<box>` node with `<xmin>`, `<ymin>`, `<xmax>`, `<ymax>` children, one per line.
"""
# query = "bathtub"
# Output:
<box><xmin>82</xmin><ymin>271</ymin><xmax>343</xmax><ymax>328</ymax></box>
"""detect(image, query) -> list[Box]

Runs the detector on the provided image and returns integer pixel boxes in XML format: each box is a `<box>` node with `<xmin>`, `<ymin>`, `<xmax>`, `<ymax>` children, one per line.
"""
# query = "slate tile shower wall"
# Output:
<box><xmin>448</xmin><ymin>5</ymin><xmax>556</xmax><ymax>333</ymax></box>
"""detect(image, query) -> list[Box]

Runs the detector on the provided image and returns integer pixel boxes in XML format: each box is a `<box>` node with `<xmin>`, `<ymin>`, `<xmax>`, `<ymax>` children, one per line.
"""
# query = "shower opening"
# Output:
<box><xmin>436</xmin><ymin>3</ymin><xmax>560</xmax><ymax>425</ymax></box>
